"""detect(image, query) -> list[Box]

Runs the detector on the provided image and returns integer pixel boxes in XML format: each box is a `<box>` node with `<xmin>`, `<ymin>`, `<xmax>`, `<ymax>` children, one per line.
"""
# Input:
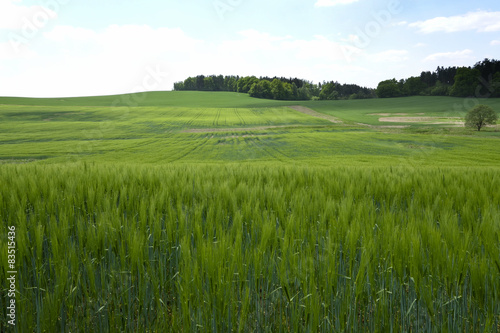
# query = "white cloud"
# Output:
<box><xmin>0</xmin><ymin>24</ymin><xmax>203</xmax><ymax>97</ymax></box>
<box><xmin>409</xmin><ymin>11</ymin><xmax>500</xmax><ymax>33</ymax></box>
<box><xmin>43</xmin><ymin>25</ymin><xmax>98</xmax><ymax>42</ymax></box>
<box><xmin>423</xmin><ymin>49</ymin><xmax>474</xmax><ymax>63</ymax></box>
<box><xmin>214</xmin><ymin>31</ymin><xmax>356</xmax><ymax>71</ymax></box>
<box><xmin>2</xmin><ymin>25</ymin><xmax>363</xmax><ymax>97</ymax></box>
<box><xmin>315</xmin><ymin>63</ymin><xmax>373</xmax><ymax>84</ymax></box>
<box><xmin>0</xmin><ymin>41</ymin><xmax>37</xmax><ymax>60</ymax></box>
<box><xmin>281</xmin><ymin>35</ymin><xmax>354</xmax><ymax>62</ymax></box>
<box><xmin>0</xmin><ymin>0</ymin><xmax>57</xmax><ymax>30</ymax></box>
<box><xmin>314</xmin><ymin>0</ymin><xmax>359</xmax><ymax>7</ymax></box>
<box><xmin>43</xmin><ymin>24</ymin><xmax>201</xmax><ymax>60</ymax></box>
<box><xmin>371</xmin><ymin>49</ymin><xmax>409</xmax><ymax>63</ymax></box>
<box><xmin>238</xmin><ymin>29</ymin><xmax>289</xmax><ymax>42</ymax></box>
<box><xmin>219</xmin><ymin>29</ymin><xmax>291</xmax><ymax>52</ymax></box>
<box><xmin>491</xmin><ymin>40</ymin><xmax>500</xmax><ymax>46</ymax></box>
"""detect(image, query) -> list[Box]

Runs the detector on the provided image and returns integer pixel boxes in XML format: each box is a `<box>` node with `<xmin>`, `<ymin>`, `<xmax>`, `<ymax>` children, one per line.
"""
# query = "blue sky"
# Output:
<box><xmin>1</xmin><ymin>0</ymin><xmax>499</xmax><ymax>97</ymax></box>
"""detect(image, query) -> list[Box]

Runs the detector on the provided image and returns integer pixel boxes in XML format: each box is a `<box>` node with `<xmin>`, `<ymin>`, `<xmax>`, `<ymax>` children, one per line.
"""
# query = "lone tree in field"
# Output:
<box><xmin>465</xmin><ymin>105</ymin><xmax>497</xmax><ymax>131</ymax></box>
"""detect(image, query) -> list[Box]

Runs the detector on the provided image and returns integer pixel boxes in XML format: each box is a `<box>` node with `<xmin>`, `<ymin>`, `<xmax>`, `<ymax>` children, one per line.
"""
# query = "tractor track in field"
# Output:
<box><xmin>234</xmin><ymin>108</ymin><xmax>246</xmax><ymax>125</ymax></box>
<box><xmin>167</xmin><ymin>135</ymin><xmax>212</xmax><ymax>162</ymax></box>
<box><xmin>287</xmin><ymin>105</ymin><xmax>342</xmax><ymax>123</ymax></box>
<box><xmin>181</xmin><ymin>106</ymin><xmax>340</xmax><ymax>134</ymax></box>
<box><xmin>181</xmin><ymin>124</ymin><xmax>306</xmax><ymax>133</ymax></box>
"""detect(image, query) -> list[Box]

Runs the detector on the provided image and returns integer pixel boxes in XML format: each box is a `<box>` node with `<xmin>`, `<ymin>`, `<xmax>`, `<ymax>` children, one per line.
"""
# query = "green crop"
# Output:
<box><xmin>0</xmin><ymin>92</ymin><xmax>499</xmax><ymax>332</ymax></box>
<box><xmin>0</xmin><ymin>164</ymin><xmax>499</xmax><ymax>332</ymax></box>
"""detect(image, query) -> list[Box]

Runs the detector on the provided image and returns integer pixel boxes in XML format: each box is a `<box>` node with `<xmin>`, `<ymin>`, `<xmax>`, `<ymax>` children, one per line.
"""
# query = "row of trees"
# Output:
<box><xmin>173</xmin><ymin>75</ymin><xmax>375</xmax><ymax>101</ymax></box>
<box><xmin>174</xmin><ymin>59</ymin><xmax>500</xmax><ymax>101</ymax></box>
<box><xmin>377</xmin><ymin>59</ymin><xmax>500</xmax><ymax>98</ymax></box>
<box><xmin>173</xmin><ymin>75</ymin><xmax>240</xmax><ymax>92</ymax></box>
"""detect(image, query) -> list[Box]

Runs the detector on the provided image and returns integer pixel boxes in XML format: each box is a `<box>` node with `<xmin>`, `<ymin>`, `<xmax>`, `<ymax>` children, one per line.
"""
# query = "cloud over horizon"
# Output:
<box><xmin>423</xmin><ymin>49</ymin><xmax>474</xmax><ymax>63</ymax></box>
<box><xmin>0</xmin><ymin>0</ymin><xmax>58</xmax><ymax>30</ymax></box>
<box><xmin>1</xmin><ymin>23</ymin><xmax>367</xmax><ymax>97</ymax></box>
<box><xmin>409</xmin><ymin>11</ymin><xmax>500</xmax><ymax>33</ymax></box>
<box><xmin>1</xmin><ymin>1</ymin><xmax>498</xmax><ymax>97</ymax></box>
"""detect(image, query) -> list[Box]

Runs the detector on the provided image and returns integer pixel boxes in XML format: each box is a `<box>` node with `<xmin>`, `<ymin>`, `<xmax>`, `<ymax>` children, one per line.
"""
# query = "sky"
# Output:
<box><xmin>0</xmin><ymin>0</ymin><xmax>499</xmax><ymax>97</ymax></box>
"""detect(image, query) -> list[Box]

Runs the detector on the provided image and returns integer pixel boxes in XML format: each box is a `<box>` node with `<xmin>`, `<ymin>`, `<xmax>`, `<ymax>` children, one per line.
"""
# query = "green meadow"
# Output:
<box><xmin>0</xmin><ymin>93</ymin><xmax>499</xmax><ymax>165</ymax></box>
<box><xmin>0</xmin><ymin>92</ymin><xmax>499</xmax><ymax>332</ymax></box>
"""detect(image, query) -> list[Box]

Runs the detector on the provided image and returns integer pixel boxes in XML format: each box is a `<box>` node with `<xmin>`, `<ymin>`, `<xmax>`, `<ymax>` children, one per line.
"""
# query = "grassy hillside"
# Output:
<box><xmin>0</xmin><ymin>91</ymin><xmax>296</xmax><ymax>108</ymax></box>
<box><xmin>1</xmin><ymin>92</ymin><xmax>499</xmax><ymax>332</ymax></box>
<box><xmin>0</xmin><ymin>92</ymin><xmax>499</xmax><ymax>165</ymax></box>
<box><xmin>303</xmin><ymin>96</ymin><xmax>500</xmax><ymax>126</ymax></box>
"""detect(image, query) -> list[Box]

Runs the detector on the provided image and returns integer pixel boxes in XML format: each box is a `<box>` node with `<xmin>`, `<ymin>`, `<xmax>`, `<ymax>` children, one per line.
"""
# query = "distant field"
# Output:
<box><xmin>302</xmin><ymin>96</ymin><xmax>500</xmax><ymax>127</ymax></box>
<box><xmin>1</xmin><ymin>92</ymin><xmax>499</xmax><ymax>332</ymax></box>
<box><xmin>0</xmin><ymin>92</ymin><xmax>499</xmax><ymax>165</ymax></box>
<box><xmin>0</xmin><ymin>91</ymin><xmax>295</xmax><ymax>108</ymax></box>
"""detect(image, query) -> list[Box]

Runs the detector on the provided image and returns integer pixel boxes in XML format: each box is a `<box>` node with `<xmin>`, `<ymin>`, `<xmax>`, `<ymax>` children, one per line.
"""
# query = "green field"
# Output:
<box><xmin>1</xmin><ymin>92</ymin><xmax>499</xmax><ymax>332</ymax></box>
<box><xmin>1</xmin><ymin>93</ymin><xmax>499</xmax><ymax>165</ymax></box>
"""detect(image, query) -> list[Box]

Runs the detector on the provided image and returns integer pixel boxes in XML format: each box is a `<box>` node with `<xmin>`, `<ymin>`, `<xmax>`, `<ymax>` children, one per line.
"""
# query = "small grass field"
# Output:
<box><xmin>0</xmin><ymin>92</ymin><xmax>499</xmax><ymax>332</ymax></box>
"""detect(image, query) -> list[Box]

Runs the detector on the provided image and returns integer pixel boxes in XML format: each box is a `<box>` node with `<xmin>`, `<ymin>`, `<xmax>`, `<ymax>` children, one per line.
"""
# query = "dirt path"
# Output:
<box><xmin>379</xmin><ymin>116</ymin><xmax>464</xmax><ymax>125</ymax></box>
<box><xmin>288</xmin><ymin>105</ymin><xmax>341</xmax><ymax>123</ymax></box>
<box><xmin>181</xmin><ymin>125</ymin><xmax>306</xmax><ymax>134</ymax></box>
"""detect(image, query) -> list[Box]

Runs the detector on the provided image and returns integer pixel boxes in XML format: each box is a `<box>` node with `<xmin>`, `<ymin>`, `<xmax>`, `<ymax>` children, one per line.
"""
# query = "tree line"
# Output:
<box><xmin>173</xmin><ymin>75</ymin><xmax>375</xmax><ymax>101</ymax></box>
<box><xmin>376</xmin><ymin>58</ymin><xmax>500</xmax><ymax>98</ymax></box>
<box><xmin>173</xmin><ymin>58</ymin><xmax>500</xmax><ymax>101</ymax></box>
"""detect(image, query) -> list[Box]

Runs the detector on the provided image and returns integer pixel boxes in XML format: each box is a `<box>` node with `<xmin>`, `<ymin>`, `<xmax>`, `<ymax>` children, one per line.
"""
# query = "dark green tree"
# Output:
<box><xmin>203</xmin><ymin>77</ymin><xmax>215</xmax><ymax>91</ymax></box>
<box><xmin>493</xmin><ymin>72</ymin><xmax>500</xmax><ymax>98</ymax></box>
<box><xmin>436</xmin><ymin>66</ymin><xmax>457</xmax><ymax>85</ymax></box>
<box><xmin>213</xmin><ymin>75</ymin><xmax>225</xmax><ymax>91</ymax></box>
<box><xmin>283</xmin><ymin>82</ymin><xmax>293</xmax><ymax>100</ymax></box>
<box><xmin>270</xmin><ymin>79</ymin><xmax>285</xmax><ymax>100</ymax></box>
<box><xmin>430</xmin><ymin>81</ymin><xmax>451</xmax><ymax>96</ymax></box>
<box><xmin>474</xmin><ymin>58</ymin><xmax>500</xmax><ymax>79</ymax></box>
<box><xmin>310</xmin><ymin>83</ymin><xmax>321</xmax><ymax>98</ymax></box>
<box><xmin>224</xmin><ymin>76</ymin><xmax>238</xmax><ymax>92</ymax></box>
<box><xmin>291</xmin><ymin>83</ymin><xmax>299</xmax><ymax>100</ymax></box>
<box><xmin>465</xmin><ymin>104</ymin><xmax>497</xmax><ymax>131</ymax></box>
<box><xmin>319</xmin><ymin>82</ymin><xmax>338</xmax><ymax>100</ymax></box>
<box><xmin>376</xmin><ymin>79</ymin><xmax>401</xmax><ymax>98</ymax></box>
<box><xmin>403</xmin><ymin>77</ymin><xmax>427</xmax><ymax>96</ymax></box>
<box><xmin>195</xmin><ymin>75</ymin><xmax>205</xmax><ymax>90</ymax></box>
<box><xmin>173</xmin><ymin>81</ymin><xmax>184</xmax><ymax>90</ymax></box>
<box><xmin>259</xmin><ymin>80</ymin><xmax>273</xmax><ymax>99</ymax></box>
<box><xmin>248</xmin><ymin>80</ymin><xmax>272</xmax><ymax>98</ymax></box>
<box><xmin>237</xmin><ymin>76</ymin><xmax>259</xmax><ymax>93</ymax></box>
<box><xmin>450</xmin><ymin>67</ymin><xmax>480</xmax><ymax>97</ymax></box>
<box><xmin>183</xmin><ymin>77</ymin><xmax>196</xmax><ymax>90</ymax></box>
<box><xmin>420</xmin><ymin>71</ymin><xmax>437</xmax><ymax>87</ymax></box>
<box><xmin>297</xmin><ymin>85</ymin><xmax>312</xmax><ymax>100</ymax></box>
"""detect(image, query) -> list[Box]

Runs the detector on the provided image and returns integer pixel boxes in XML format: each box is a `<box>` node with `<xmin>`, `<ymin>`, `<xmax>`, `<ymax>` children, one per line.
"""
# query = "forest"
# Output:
<box><xmin>377</xmin><ymin>58</ymin><xmax>500</xmax><ymax>98</ymax></box>
<box><xmin>173</xmin><ymin>59</ymin><xmax>500</xmax><ymax>100</ymax></box>
<box><xmin>173</xmin><ymin>75</ymin><xmax>375</xmax><ymax>100</ymax></box>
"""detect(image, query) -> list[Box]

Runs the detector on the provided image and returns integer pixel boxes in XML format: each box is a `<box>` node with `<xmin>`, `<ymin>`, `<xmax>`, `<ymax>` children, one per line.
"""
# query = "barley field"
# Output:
<box><xmin>1</xmin><ymin>92</ymin><xmax>499</xmax><ymax>332</ymax></box>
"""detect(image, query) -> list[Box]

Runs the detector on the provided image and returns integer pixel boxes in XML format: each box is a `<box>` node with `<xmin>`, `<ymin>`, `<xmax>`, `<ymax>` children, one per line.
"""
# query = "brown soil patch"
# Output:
<box><xmin>288</xmin><ymin>105</ymin><xmax>341</xmax><ymax>123</ymax></box>
<box><xmin>379</xmin><ymin>117</ymin><xmax>463</xmax><ymax>125</ymax></box>
<box><xmin>370</xmin><ymin>113</ymin><xmax>425</xmax><ymax>116</ymax></box>
<box><xmin>380</xmin><ymin>117</ymin><xmax>435</xmax><ymax>123</ymax></box>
